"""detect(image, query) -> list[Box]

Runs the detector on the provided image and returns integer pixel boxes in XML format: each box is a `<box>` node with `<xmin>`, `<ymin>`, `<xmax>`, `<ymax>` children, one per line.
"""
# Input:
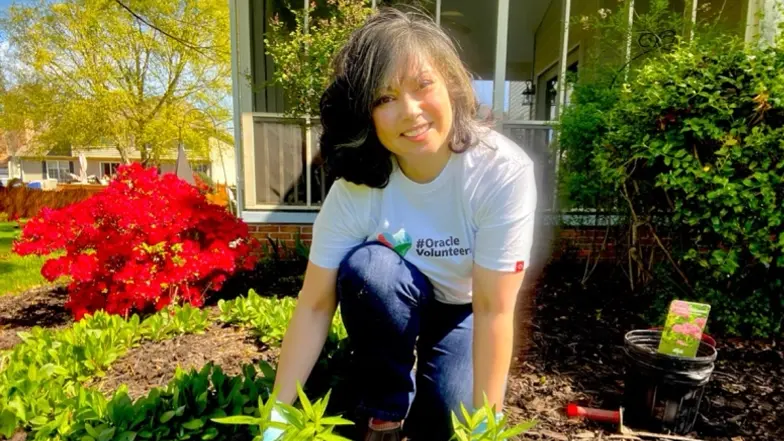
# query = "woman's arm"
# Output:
<box><xmin>471</xmin><ymin>263</ymin><xmax>525</xmax><ymax>410</ymax></box>
<box><xmin>271</xmin><ymin>260</ymin><xmax>340</xmax><ymax>404</ymax></box>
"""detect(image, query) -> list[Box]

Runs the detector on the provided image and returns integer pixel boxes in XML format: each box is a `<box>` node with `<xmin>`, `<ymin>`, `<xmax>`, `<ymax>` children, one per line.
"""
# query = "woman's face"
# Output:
<box><xmin>371</xmin><ymin>58</ymin><xmax>453</xmax><ymax>162</ymax></box>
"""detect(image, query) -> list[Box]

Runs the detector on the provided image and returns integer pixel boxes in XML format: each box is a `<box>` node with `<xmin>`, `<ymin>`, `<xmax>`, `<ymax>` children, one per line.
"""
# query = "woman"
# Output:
<box><xmin>266</xmin><ymin>7</ymin><xmax>537</xmax><ymax>441</ymax></box>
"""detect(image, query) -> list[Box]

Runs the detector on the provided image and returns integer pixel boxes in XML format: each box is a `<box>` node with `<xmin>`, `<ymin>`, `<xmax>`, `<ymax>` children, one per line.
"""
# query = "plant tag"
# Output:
<box><xmin>657</xmin><ymin>300</ymin><xmax>711</xmax><ymax>358</ymax></box>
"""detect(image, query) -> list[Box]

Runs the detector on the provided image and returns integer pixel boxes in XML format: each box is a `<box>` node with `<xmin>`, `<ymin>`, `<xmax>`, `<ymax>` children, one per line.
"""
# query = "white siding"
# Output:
<box><xmin>210</xmin><ymin>139</ymin><xmax>236</xmax><ymax>185</ymax></box>
<box><xmin>21</xmin><ymin>160</ymin><xmax>45</xmax><ymax>181</ymax></box>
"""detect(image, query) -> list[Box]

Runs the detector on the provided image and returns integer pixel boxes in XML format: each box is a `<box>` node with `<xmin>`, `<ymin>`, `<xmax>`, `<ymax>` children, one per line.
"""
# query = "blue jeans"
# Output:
<box><xmin>337</xmin><ymin>242</ymin><xmax>474</xmax><ymax>441</ymax></box>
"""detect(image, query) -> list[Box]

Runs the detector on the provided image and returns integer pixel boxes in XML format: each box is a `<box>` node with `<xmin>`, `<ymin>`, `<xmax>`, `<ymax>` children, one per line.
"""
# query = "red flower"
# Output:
<box><xmin>15</xmin><ymin>163</ymin><xmax>261</xmax><ymax>319</ymax></box>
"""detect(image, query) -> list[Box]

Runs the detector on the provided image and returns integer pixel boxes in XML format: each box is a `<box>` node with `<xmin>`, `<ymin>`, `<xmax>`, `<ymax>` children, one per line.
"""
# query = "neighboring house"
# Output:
<box><xmin>0</xmin><ymin>133</ymin><xmax>8</xmax><ymax>183</ymax></box>
<box><xmin>6</xmin><ymin>137</ymin><xmax>236</xmax><ymax>187</ymax></box>
<box><xmin>229</xmin><ymin>0</ymin><xmax>778</xmax><ymax>227</ymax></box>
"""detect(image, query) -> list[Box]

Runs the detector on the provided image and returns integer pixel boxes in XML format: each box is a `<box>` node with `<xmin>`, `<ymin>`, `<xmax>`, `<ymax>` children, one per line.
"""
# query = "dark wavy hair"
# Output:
<box><xmin>318</xmin><ymin>7</ymin><xmax>484</xmax><ymax>188</ymax></box>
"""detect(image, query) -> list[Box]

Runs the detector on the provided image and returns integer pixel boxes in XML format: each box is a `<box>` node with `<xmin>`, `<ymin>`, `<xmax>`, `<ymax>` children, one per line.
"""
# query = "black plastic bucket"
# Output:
<box><xmin>622</xmin><ymin>329</ymin><xmax>717</xmax><ymax>434</ymax></box>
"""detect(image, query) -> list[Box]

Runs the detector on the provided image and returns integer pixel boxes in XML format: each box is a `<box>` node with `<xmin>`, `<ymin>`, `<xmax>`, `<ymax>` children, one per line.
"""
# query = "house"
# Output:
<box><xmin>4</xmin><ymin>135</ymin><xmax>236</xmax><ymax>187</ymax></box>
<box><xmin>228</xmin><ymin>0</ymin><xmax>781</xmax><ymax>250</ymax></box>
<box><xmin>0</xmin><ymin>133</ymin><xmax>8</xmax><ymax>183</ymax></box>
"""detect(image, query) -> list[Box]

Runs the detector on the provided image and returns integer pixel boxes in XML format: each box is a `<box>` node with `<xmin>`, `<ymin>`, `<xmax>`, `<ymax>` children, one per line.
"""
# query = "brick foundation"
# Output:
<box><xmin>249</xmin><ymin>224</ymin><xmax>313</xmax><ymax>250</ymax></box>
<box><xmin>249</xmin><ymin>223</ymin><xmax>624</xmax><ymax>262</ymax></box>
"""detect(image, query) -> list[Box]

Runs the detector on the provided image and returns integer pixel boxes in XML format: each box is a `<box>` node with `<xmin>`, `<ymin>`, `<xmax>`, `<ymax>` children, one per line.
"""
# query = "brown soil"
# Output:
<box><xmin>1</xmin><ymin>266</ymin><xmax>781</xmax><ymax>441</ymax></box>
<box><xmin>502</xmin><ymin>263</ymin><xmax>783</xmax><ymax>441</ymax></box>
<box><xmin>87</xmin><ymin>323</ymin><xmax>279</xmax><ymax>400</ymax></box>
<box><xmin>0</xmin><ymin>284</ymin><xmax>70</xmax><ymax>350</ymax></box>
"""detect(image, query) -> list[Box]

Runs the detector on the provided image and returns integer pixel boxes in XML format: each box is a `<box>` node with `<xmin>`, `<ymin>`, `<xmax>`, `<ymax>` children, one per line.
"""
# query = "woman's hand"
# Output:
<box><xmin>470</xmin><ymin>263</ymin><xmax>525</xmax><ymax>411</ymax></box>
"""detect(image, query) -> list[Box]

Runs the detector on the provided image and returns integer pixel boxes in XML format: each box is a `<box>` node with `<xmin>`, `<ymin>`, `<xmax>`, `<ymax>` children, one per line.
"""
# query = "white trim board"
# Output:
<box><xmin>242</xmin><ymin>210</ymin><xmax>318</xmax><ymax>224</ymax></box>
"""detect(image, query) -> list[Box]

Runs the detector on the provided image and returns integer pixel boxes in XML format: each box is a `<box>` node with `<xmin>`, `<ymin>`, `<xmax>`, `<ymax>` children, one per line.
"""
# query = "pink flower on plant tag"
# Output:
<box><xmin>672</xmin><ymin>300</ymin><xmax>692</xmax><ymax>318</ymax></box>
<box><xmin>676</xmin><ymin>340</ymin><xmax>687</xmax><ymax>346</ymax></box>
<box><xmin>694</xmin><ymin>317</ymin><xmax>707</xmax><ymax>328</ymax></box>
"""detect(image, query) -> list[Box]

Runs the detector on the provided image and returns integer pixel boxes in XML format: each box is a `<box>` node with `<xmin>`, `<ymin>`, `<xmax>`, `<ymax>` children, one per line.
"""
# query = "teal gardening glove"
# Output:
<box><xmin>261</xmin><ymin>405</ymin><xmax>287</xmax><ymax>441</ymax></box>
<box><xmin>471</xmin><ymin>411</ymin><xmax>507</xmax><ymax>439</ymax></box>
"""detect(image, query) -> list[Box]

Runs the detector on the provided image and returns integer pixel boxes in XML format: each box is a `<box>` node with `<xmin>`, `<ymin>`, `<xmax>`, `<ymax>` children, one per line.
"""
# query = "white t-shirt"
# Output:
<box><xmin>308</xmin><ymin>129</ymin><xmax>537</xmax><ymax>304</ymax></box>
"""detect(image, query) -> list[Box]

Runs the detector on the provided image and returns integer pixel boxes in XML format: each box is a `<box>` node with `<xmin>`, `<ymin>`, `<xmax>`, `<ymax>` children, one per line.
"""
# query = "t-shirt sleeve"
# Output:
<box><xmin>473</xmin><ymin>162</ymin><xmax>537</xmax><ymax>273</ymax></box>
<box><xmin>308</xmin><ymin>179</ymin><xmax>370</xmax><ymax>269</ymax></box>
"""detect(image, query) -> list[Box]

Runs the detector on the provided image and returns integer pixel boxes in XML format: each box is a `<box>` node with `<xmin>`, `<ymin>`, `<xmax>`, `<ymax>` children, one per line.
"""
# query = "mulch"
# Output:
<box><xmin>503</xmin><ymin>263</ymin><xmax>783</xmax><ymax>441</ymax></box>
<box><xmin>86</xmin><ymin>323</ymin><xmax>278</xmax><ymax>400</ymax></box>
<box><xmin>0</xmin><ymin>265</ymin><xmax>781</xmax><ymax>441</ymax></box>
<box><xmin>0</xmin><ymin>284</ymin><xmax>70</xmax><ymax>350</ymax></box>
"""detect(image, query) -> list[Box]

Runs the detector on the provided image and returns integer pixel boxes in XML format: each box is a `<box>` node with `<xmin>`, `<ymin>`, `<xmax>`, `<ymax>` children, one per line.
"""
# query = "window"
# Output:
<box><xmin>192</xmin><ymin>163</ymin><xmax>210</xmax><ymax>176</ymax></box>
<box><xmin>46</xmin><ymin>160</ymin><xmax>71</xmax><ymax>182</ymax></box>
<box><xmin>245</xmin><ymin>115</ymin><xmax>335</xmax><ymax>208</ymax></box>
<box><xmin>100</xmin><ymin>162</ymin><xmax>120</xmax><ymax>178</ymax></box>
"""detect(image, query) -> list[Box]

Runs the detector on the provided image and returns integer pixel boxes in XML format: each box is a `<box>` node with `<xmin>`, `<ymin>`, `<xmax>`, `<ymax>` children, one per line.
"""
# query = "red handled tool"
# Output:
<box><xmin>566</xmin><ymin>403</ymin><xmax>621</xmax><ymax>424</ymax></box>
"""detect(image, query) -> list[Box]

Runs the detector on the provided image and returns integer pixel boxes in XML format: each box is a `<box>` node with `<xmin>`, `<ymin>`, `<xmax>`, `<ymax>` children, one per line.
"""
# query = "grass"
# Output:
<box><xmin>0</xmin><ymin>221</ymin><xmax>52</xmax><ymax>296</ymax></box>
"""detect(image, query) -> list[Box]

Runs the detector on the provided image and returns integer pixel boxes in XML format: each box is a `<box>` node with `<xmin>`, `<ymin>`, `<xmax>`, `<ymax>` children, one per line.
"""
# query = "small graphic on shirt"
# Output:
<box><xmin>515</xmin><ymin>261</ymin><xmax>525</xmax><ymax>273</ymax></box>
<box><xmin>415</xmin><ymin>236</ymin><xmax>471</xmax><ymax>257</ymax></box>
<box><xmin>377</xmin><ymin>228</ymin><xmax>412</xmax><ymax>257</ymax></box>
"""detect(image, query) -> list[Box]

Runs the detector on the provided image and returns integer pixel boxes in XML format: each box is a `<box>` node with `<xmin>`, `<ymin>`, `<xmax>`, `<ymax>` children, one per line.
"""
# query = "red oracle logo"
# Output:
<box><xmin>515</xmin><ymin>261</ymin><xmax>525</xmax><ymax>273</ymax></box>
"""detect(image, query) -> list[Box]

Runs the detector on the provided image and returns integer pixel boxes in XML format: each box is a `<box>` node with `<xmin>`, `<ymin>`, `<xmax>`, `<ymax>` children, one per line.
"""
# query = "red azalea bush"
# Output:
<box><xmin>13</xmin><ymin>163</ymin><xmax>260</xmax><ymax>319</ymax></box>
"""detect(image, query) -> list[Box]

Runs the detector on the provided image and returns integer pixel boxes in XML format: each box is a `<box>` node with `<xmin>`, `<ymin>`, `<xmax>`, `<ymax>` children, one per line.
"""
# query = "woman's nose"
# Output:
<box><xmin>400</xmin><ymin>93</ymin><xmax>422</xmax><ymax>118</ymax></box>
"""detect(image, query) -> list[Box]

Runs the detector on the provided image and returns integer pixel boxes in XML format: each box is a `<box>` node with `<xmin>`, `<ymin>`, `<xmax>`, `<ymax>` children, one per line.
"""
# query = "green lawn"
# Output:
<box><xmin>0</xmin><ymin>221</ymin><xmax>52</xmax><ymax>296</ymax></box>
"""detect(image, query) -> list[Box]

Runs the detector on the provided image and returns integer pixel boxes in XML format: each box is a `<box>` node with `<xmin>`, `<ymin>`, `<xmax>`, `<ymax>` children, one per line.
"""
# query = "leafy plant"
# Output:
<box><xmin>450</xmin><ymin>399</ymin><xmax>536</xmax><ymax>441</ymax></box>
<box><xmin>264</xmin><ymin>0</ymin><xmax>373</xmax><ymax>117</ymax></box>
<box><xmin>13</xmin><ymin>163</ymin><xmax>260</xmax><ymax>319</ymax></box>
<box><xmin>67</xmin><ymin>362</ymin><xmax>276</xmax><ymax>441</ymax></box>
<box><xmin>588</xmin><ymin>39</ymin><xmax>784</xmax><ymax>337</ymax></box>
<box><xmin>0</xmin><ymin>306</ymin><xmax>219</xmax><ymax>439</ymax></box>
<box><xmin>0</xmin><ymin>312</ymin><xmax>141</xmax><ymax>439</ymax></box>
<box><xmin>212</xmin><ymin>382</ymin><xmax>353</xmax><ymax>441</ymax></box>
<box><xmin>140</xmin><ymin>304</ymin><xmax>212</xmax><ymax>342</ymax></box>
<box><xmin>218</xmin><ymin>289</ymin><xmax>347</xmax><ymax>348</ymax></box>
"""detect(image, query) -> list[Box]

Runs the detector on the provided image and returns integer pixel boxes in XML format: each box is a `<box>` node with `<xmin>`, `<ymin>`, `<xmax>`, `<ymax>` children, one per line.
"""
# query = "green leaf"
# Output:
<box><xmin>319</xmin><ymin>416</ymin><xmax>354</xmax><ymax>426</ymax></box>
<box><xmin>499</xmin><ymin>420</ymin><xmax>537</xmax><ymax>438</ymax></box>
<box><xmin>160</xmin><ymin>410</ymin><xmax>176</xmax><ymax>423</ymax></box>
<box><xmin>211</xmin><ymin>416</ymin><xmax>263</xmax><ymax>425</ymax></box>
<box><xmin>182</xmin><ymin>419</ymin><xmax>205</xmax><ymax>430</ymax></box>
<box><xmin>296</xmin><ymin>383</ymin><xmax>314</xmax><ymax>419</ymax></box>
<box><xmin>98</xmin><ymin>427</ymin><xmax>117</xmax><ymax>441</ymax></box>
<box><xmin>201</xmin><ymin>428</ymin><xmax>219</xmax><ymax>440</ymax></box>
<box><xmin>115</xmin><ymin>431</ymin><xmax>137</xmax><ymax>441</ymax></box>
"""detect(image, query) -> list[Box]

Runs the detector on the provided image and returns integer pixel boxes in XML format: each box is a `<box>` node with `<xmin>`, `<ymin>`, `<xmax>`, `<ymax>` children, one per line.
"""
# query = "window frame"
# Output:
<box><xmin>99</xmin><ymin>161</ymin><xmax>121</xmax><ymax>178</ymax></box>
<box><xmin>45</xmin><ymin>160</ymin><xmax>71</xmax><ymax>182</ymax></box>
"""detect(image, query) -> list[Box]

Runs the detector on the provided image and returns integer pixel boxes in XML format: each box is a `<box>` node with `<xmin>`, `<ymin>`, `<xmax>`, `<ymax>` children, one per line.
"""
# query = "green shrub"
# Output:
<box><xmin>217</xmin><ymin>289</ymin><xmax>346</xmax><ymax>349</ymax></box>
<box><xmin>67</xmin><ymin>363</ymin><xmax>275</xmax><ymax>441</ymax></box>
<box><xmin>591</xmin><ymin>39</ymin><xmax>784</xmax><ymax>337</ymax></box>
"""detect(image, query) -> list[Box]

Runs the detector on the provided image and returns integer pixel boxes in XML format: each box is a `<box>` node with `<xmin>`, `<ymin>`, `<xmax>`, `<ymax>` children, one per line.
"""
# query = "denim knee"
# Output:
<box><xmin>336</xmin><ymin>241</ymin><xmax>431</xmax><ymax>308</ymax></box>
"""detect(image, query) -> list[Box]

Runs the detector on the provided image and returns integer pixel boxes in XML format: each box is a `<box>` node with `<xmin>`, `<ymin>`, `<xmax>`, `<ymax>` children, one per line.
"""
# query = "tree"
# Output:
<box><xmin>264</xmin><ymin>0</ymin><xmax>374</xmax><ymax>117</ymax></box>
<box><xmin>0</xmin><ymin>0</ymin><xmax>231</xmax><ymax>164</ymax></box>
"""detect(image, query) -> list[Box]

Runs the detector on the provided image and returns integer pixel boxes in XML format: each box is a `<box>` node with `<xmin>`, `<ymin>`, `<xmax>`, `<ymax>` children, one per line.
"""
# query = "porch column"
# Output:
<box><xmin>624</xmin><ymin>0</ymin><xmax>635</xmax><ymax>82</ymax></box>
<box><xmin>492</xmin><ymin>0</ymin><xmax>510</xmax><ymax>124</ymax></box>
<box><xmin>555</xmin><ymin>0</ymin><xmax>571</xmax><ymax>119</ymax></box>
<box><xmin>683</xmin><ymin>0</ymin><xmax>699</xmax><ymax>41</ymax></box>
<box><xmin>229</xmin><ymin>0</ymin><xmax>245</xmax><ymax>217</ymax></box>
<box><xmin>745</xmin><ymin>0</ymin><xmax>783</xmax><ymax>46</ymax></box>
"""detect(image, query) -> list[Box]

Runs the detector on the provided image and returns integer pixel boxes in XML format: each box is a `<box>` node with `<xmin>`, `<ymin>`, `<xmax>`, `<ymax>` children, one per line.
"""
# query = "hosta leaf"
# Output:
<box><xmin>182</xmin><ymin>419</ymin><xmax>205</xmax><ymax>430</ymax></box>
<box><xmin>115</xmin><ymin>431</ymin><xmax>137</xmax><ymax>441</ymax></box>
<box><xmin>160</xmin><ymin>410</ymin><xmax>176</xmax><ymax>423</ymax></box>
<box><xmin>201</xmin><ymin>428</ymin><xmax>219</xmax><ymax>440</ymax></box>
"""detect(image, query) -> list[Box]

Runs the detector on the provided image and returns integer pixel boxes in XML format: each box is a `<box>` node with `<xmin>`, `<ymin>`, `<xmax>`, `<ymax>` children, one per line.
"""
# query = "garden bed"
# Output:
<box><xmin>0</xmin><ymin>264</ymin><xmax>781</xmax><ymax>441</ymax></box>
<box><xmin>504</xmin><ymin>263</ymin><xmax>783</xmax><ymax>441</ymax></box>
<box><xmin>87</xmin><ymin>324</ymin><xmax>278</xmax><ymax>400</ymax></box>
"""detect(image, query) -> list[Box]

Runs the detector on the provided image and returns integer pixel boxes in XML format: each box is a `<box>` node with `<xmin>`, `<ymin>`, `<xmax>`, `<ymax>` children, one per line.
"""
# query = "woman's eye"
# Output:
<box><xmin>375</xmin><ymin>95</ymin><xmax>394</xmax><ymax>106</ymax></box>
<box><xmin>419</xmin><ymin>79</ymin><xmax>433</xmax><ymax>89</ymax></box>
